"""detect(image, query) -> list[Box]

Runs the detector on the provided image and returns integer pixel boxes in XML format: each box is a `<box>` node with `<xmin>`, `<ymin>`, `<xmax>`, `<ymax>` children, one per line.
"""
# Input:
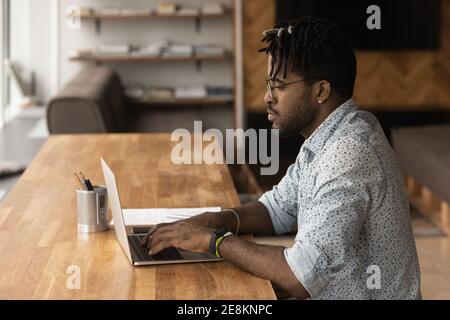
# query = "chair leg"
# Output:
<box><xmin>441</xmin><ymin>202</ymin><xmax>449</xmax><ymax>233</ymax></box>
<box><xmin>406</xmin><ymin>176</ymin><xmax>421</xmax><ymax>198</ymax></box>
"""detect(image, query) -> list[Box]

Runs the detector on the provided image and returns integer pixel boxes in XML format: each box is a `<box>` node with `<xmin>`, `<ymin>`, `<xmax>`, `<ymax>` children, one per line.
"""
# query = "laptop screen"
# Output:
<box><xmin>101</xmin><ymin>158</ymin><xmax>133</xmax><ymax>263</ymax></box>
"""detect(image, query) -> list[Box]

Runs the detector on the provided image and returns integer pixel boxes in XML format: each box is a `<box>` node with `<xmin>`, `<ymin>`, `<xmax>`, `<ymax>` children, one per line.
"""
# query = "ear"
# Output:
<box><xmin>314</xmin><ymin>80</ymin><xmax>332</xmax><ymax>104</ymax></box>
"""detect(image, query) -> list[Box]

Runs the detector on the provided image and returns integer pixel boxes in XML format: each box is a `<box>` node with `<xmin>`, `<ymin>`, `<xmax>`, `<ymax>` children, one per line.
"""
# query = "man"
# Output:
<box><xmin>142</xmin><ymin>17</ymin><xmax>421</xmax><ymax>300</ymax></box>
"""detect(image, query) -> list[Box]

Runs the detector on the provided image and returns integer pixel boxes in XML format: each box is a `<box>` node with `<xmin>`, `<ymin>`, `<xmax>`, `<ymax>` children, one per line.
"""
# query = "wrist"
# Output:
<box><xmin>219</xmin><ymin>209</ymin><xmax>239</xmax><ymax>233</ymax></box>
<box><xmin>216</xmin><ymin>233</ymin><xmax>234</xmax><ymax>258</ymax></box>
<box><xmin>209</xmin><ymin>228</ymin><xmax>232</xmax><ymax>257</ymax></box>
<box><xmin>189</xmin><ymin>212</ymin><xmax>225</xmax><ymax>230</ymax></box>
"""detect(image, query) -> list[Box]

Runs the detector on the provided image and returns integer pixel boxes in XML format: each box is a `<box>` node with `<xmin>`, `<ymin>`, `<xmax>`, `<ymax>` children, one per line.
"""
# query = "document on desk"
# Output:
<box><xmin>110</xmin><ymin>207</ymin><xmax>221</xmax><ymax>226</ymax></box>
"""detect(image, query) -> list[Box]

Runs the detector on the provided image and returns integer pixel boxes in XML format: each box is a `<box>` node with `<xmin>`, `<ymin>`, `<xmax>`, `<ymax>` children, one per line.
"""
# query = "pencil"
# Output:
<box><xmin>73</xmin><ymin>173</ymin><xmax>83</xmax><ymax>190</ymax></box>
<box><xmin>78</xmin><ymin>171</ymin><xmax>87</xmax><ymax>181</ymax></box>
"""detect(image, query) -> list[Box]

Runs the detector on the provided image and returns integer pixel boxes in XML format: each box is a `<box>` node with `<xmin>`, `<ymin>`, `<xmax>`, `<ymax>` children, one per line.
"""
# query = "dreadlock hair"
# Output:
<box><xmin>259</xmin><ymin>16</ymin><xmax>357</xmax><ymax>100</ymax></box>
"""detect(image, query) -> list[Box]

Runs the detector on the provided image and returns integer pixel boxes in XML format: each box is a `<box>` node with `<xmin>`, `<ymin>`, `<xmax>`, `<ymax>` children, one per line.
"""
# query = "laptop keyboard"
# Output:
<box><xmin>129</xmin><ymin>234</ymin><xmax>184</xmax><ymax>262</ymax></box>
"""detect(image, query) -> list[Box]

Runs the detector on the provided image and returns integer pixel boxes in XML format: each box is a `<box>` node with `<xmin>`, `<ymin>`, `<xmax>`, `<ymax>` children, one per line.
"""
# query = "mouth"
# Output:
<box><xmin>267</xmin><ymin>109</ymin><xmax>278</xmax><ymax>121</ymax></box>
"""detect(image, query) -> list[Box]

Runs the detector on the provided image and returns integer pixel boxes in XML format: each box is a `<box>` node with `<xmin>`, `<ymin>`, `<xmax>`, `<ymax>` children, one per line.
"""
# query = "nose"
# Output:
<box><xmin>264</xmin><ymin>90</ymin><xmax>275</xmax><ymax>107</ymax></box>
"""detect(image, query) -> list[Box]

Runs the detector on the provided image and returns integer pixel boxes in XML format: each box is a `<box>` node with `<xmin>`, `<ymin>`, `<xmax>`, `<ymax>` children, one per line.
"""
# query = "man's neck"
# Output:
<box><xmin>300</xmin><ymin>98</ymin><xmax>348</xmax><ymax>139</ymax></box>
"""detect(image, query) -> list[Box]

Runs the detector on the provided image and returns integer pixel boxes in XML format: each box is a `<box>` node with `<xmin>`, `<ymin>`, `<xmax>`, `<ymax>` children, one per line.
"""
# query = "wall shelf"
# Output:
<box><xmin>129</xmin><ymin>97</ymin><xmax>233</xmax><ymax>107</ymax></box>
<box><xmin>70</xmin><ymin>53</ymin><xmax>230</xmax><ymax>71</ymax></box>
<box><xmin>75</xmin><ymin>10</ymin><xmax>230</xmax><ymax>34</ymax></box>
<box><xmin>70</xmin><ymin>53</ymin><xmax>230</xmax><ymax>63</ymax></box>
<box><xmin>79</xmin><ymin>12</ymin><xmax>228</xmax><ymax>20</ymax></box>
<box><xmin>66</xmin><ymin>1</ymin><xmax>238</xmax><ymax>126</ymax></box>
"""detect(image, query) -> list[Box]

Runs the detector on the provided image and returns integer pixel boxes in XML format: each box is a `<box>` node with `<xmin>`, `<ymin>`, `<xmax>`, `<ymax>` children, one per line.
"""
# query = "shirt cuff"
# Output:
<box><xmin>284</xmin><ymin>242</ymin><xmax>331</xmax><ymax>298</ymax></box>
<box><xmin>258</xmin><ymin>192</ymin><xmax>294</xmax><ymax>235</ymax></box>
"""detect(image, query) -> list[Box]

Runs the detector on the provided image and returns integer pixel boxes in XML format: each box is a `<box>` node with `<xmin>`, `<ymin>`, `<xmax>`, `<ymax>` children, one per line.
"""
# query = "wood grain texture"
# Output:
<box><xmin>0</xmin><ymin>134</ymin><xmax>276</xmax><ymax>300</ymax></box>
<box><xmin>244</xmin><ymin>0</ymin><xmax>450</xmax><ymax>111</ymax></box>
<box><xmin>243</xmin><ymin>0</ymin><xmax>276</xmax><ymax>112</ymax></box>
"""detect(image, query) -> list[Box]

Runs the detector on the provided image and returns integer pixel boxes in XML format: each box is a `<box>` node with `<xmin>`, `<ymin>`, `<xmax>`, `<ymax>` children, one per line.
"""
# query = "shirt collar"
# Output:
<box><xmin>302</xmin><ymin>98</ymin><xmax>357</xmax><ymax>156</ymax></box>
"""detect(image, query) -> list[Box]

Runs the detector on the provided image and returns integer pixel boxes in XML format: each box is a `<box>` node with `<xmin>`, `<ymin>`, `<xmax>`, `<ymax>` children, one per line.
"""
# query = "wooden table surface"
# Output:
<box><xmin>0</xmin><ymin>134</ymin><xmax>276</xmax><ymax>299</ymax></box>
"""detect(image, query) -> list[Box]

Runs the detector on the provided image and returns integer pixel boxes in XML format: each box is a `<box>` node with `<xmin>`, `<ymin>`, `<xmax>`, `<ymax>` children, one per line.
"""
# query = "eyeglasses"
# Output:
<box><xmin>265</xmin><ymin>78</ymin><xmax>305</xmax><ymax>101</ymax></box>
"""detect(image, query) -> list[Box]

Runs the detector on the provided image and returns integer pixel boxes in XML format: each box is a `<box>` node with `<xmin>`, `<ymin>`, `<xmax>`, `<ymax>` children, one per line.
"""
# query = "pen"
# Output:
<box><xmin>79</xmin><ymin>172</ymin><xmax>94</xmax><ymax>191</ymax></box>
<box><xmin>85</xmin><ymin>179</ymin><xmax>94</xmax><ymax>191</ymax></box>
<box><xmin>77</xmin><ymin>172</ymin><xmax>91</xmax><ymax>191</ymax></box>
<box><xmin>74</xmin><ymin>172</ymin><xmax>89</xmax><ymax>190</ymax></box>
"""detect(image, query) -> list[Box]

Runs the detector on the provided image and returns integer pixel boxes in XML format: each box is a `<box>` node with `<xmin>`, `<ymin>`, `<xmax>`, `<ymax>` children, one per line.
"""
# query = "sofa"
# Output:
<box><xmin>47</xmin><ymin>66</ymin><xmax>135</xmax><ymax>133</ymax></box>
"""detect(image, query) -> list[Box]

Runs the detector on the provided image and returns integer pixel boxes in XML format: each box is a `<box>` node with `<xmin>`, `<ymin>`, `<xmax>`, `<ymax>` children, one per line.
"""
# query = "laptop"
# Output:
<box><xmin>100</xmin><ymin>158</ymin><xmax>223</xmax><ymax>266</ymax></box>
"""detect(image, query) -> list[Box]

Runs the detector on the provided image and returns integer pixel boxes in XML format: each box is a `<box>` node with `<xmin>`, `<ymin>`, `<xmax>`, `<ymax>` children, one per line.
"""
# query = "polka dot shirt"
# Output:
<box><xmin>259</xmin><ymin>99</ymin><xmax>421</xmax><ymax>300</ymax></box>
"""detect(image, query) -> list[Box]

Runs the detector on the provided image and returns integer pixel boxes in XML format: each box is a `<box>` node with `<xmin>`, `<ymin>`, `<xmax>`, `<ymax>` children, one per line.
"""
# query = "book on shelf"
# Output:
<box><xmin>125</xmin><ymin>85</ymin><xmax>147</xmax><ymax>100</ymax></box>
<box><xmin>207</xmin><ymin>86</ymin><xmax>233</xmax><ymax>100</ymax></box>
<box><xmin>130</xmin><ymin>41</ymin><xmax>170</xmax><ymax>57</ymax></box>
<box><xmin>163</xmin><ymin>44</ymin><xmax>193</xmax><ymax>58</ymax></box>
<box><xmin>125</xmin><ymin>85</ymin><xmax>233</xmax><ymax>103</ymax></box>
<box><xmin>195</xmin><ymin>45</ymin><xmax>226</xmax><ymax>57</ymax></box>
<box><xmin>96</xmin><ymin>44</ymin><xmax>131</xmax><ymax>56</ymax></box>
<box><xmin>157</xmin><ymin>2</ymin><xmax>179</xmax><ymax>15</ymax></box>
<box><xmin>176</xmin><ymin>7</ymin><xmax>199</xmax><ymax>16</ymax></box>
<box><xmin>146</xmin><ymin>87</ymin><xmax>175</xmax><ymax>101</ymax></box>
<box><xmin>72</xmin><ymin>44</ymin><xmax>227</xmax><ymax>60</ymax></box>
<box><xmin>175</xmin><ymin>86</ymin><xmax>208</xmax><ymax>99</ymax></box>
<box><xmin>120</xmin><ymin>8</ymin><xmax>153</xmax><ymax>16</ymax></box>
<box><xmin>201</xmin><ymin>3</ymin><xmax>225</xmax><ymax>15</ymax></box>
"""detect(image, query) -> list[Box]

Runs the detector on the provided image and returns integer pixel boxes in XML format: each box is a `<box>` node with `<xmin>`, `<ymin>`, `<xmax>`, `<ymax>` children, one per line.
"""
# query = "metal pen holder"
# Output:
<box><xmin>76</xmin><ymin>185</ymin><xmax>109</xmax><ymax>233</ymax></box>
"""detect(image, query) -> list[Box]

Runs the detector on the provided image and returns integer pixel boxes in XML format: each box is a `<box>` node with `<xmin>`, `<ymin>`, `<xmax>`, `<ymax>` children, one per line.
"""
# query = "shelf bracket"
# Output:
<box><xmin>195</xmin><ymin>17</ymin><xmax>201</xmax><ymax>33</ymax></box>
<box><xmin>95</xmin><ymin>19</ymin><xmax>101</xmax><ymax>35</ymax></box>
<box><xmin>195</xmin><ymin>60</ymin><xmax>202</xmax><ymax>72</ymax></box>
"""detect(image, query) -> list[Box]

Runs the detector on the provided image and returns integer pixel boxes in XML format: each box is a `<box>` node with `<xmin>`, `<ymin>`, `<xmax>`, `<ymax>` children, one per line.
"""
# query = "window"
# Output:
<box><xmin>0</xmin><ymin>0</ymin><xmax>10</xmax><ymax>128</ymax></box>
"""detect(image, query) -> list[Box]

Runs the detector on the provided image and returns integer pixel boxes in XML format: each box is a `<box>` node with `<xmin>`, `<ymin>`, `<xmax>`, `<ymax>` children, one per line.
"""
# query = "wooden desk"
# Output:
<box><xmin>0</xmin><ymin>134</ymin><xmax>276</xmax><ymax>299</ymax></box>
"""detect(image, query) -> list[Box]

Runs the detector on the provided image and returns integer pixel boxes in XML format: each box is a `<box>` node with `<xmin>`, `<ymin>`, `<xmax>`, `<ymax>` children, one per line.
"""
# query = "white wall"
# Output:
<box><xmin>29</xmin><ymin>0</ymin><xmax>54</xmax><ymax>101</ymax></box>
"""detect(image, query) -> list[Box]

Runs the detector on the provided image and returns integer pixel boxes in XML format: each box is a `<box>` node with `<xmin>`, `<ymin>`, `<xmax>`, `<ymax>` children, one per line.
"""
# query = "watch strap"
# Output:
<box><xmin>215</xmin><ymin>232</ymin><xmax>233</xmax><ymax>258</ymax></box>
<box><xmin>209</xmin><ymin>228</ymin><xmax>229</xmax><ymax>255</ymax></box>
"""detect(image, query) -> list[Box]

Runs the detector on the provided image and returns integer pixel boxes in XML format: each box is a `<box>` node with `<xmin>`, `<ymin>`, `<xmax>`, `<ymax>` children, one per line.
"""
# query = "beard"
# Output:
<box><xmin>269</xmin><ymin>93</ymin><xmax>317</xmax><ymax>138</ymax></box>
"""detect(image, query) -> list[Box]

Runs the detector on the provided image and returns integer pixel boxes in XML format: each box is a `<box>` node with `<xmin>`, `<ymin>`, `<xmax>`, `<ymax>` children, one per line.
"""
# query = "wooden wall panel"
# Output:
<box><xmin>243</xmin><ymin>0</ymin><xmax>276</xmax><ymax>112</ymax></box>
<box><xmin>243</xmin><ymin>0</ymin><xmax>450</xmax><ymax>112</ymax></box>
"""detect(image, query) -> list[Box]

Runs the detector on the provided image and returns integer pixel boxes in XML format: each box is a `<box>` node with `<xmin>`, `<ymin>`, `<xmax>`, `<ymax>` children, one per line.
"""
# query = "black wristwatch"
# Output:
<box><xmin>209</xmin><ymin>228</ymin><xmax>232</xmax><ymax>257</ymax></box>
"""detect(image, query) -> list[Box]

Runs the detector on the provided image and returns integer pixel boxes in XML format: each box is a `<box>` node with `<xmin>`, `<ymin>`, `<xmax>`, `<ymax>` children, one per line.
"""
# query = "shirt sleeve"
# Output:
<box><xmin>284</xmin><ymin>138</ymin><xmax>384</xmax><ymax>297</ymax></box>
<box><xmin>258</xmin><ymin>158</ymin><xmax>301</xmax><ymax>235</ymax></box>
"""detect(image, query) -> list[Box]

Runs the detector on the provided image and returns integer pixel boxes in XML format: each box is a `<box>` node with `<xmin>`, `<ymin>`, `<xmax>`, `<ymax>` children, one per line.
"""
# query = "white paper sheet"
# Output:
<box><xmin>110</xmin><ymin>207</ymin><xmax>221</xmax><ymax>226</ymax></box>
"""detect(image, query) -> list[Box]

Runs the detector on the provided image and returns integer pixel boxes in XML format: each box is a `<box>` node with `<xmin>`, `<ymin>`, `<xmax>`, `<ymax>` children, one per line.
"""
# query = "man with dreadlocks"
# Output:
<box><xmin>142</xmin><ymin>17</ymin><xmax>421</xmax><ymax>300</ymax></box>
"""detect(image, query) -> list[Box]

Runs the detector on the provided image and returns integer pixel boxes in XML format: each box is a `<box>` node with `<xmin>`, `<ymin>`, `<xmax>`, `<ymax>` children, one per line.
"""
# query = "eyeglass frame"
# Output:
<box><xmin>265</xmin><ymin>78</ymin><xmax>306</xmax><ymax>101</ymax></box>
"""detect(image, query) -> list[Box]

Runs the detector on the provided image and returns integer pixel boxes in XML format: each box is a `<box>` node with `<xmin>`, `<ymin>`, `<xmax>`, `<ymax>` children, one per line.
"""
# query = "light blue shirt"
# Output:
<box><xmin>259</xmin><ymin>99</ymin><xmax>421</xmax><ymax>299</ymax></box>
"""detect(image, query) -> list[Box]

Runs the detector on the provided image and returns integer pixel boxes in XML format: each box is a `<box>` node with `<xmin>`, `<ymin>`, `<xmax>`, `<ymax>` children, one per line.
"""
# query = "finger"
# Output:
<box><xmin>141</xmin><ymin>223</ymin><xmax>171</xmax><ymax>246</ymax></box>
<box><xmin>149</xmin><ymin>238</ymin><xmax>178</xmax><ymax>255</ymax></box>
<box><xmin>145</xmin><ymin>222</ymin><xmax>185</xmax><ymax>248</ymax></box>
<box><xmin>147</xmin><ymin>228</ymin><xmax>178</xmax><ymax>251</ymax></box>
<box><xmin>140</xmin><ymin>225</ymin><xmax>158</xmax><ymax>246</ymax></box>
<box><xmin>150</xmin><ymin>229</ymin><xmax>206</xmax><ymax>254</ymax></box>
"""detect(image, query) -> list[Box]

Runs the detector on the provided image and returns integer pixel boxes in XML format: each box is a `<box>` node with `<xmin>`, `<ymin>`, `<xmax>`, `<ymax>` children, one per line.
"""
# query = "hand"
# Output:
<box><xmin>141</xmin><ymin>221</ymin><xmax>213</xmax><ymax>255</ymax></box>
<box><xmin>139</xmin><ymin>210</ymin><xmax>220</xmax><ymax>248</ymax></box>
